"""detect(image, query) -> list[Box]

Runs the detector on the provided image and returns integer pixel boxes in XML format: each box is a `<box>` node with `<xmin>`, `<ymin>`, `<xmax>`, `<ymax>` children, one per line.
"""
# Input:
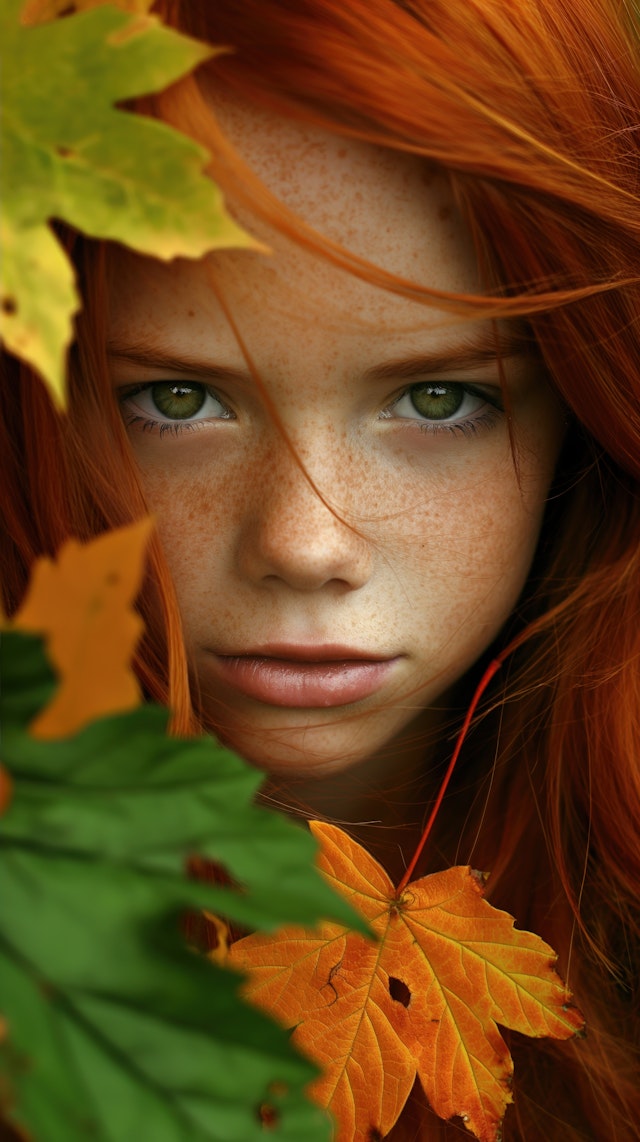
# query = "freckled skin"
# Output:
<box><xmin>107</xmin><ymin>97</ymin><xmax>564</xmax><ymax>793</ymax></box>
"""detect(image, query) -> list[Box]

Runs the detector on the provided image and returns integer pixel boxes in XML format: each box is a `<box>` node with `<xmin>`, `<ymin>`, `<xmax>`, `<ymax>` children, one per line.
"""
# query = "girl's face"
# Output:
<box><xmin>107</xmin><ymin>99</ymin><xmax>564</xmax><ymax>779</ymax></box>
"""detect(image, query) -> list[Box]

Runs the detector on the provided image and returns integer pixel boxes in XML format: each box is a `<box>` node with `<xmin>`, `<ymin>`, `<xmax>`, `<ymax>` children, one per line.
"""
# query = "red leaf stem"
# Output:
<box><xmin>396</xmin><ymin>655</ymin><xmax>504</xmax><ymax>893</ymax></box>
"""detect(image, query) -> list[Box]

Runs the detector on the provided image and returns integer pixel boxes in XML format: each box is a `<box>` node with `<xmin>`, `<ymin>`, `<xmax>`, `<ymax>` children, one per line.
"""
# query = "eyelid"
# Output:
<box><xmin>116</xmin><ymin>379</ymin><xmax>222</xmax><ymax>398</ymax></box>
<box><xmin>398</xmin><ymin>379</ymin><xmax>505</xmax><ymax>406</ymax></box>
<box><xmin>383</xmin><ymin>380</ymin><xmax>504</xmax><ymax>417</ymax></box>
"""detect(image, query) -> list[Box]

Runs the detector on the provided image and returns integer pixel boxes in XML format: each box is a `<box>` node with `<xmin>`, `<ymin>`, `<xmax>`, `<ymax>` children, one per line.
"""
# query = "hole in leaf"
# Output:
<box><xmin>388</xmin><ymin>976</ymin><xmax>411</xmax><ymax>1007</ymax></box>
<box><xmin>186</xmin><ymin>853</ymin><xmax>238</xmax><ymax>890</ymax></box>
<box><xmin>1</xmin><ymin>296</ymin><xmax>17</xmax><ymax>316</ymax></box>
<box><xmin>183</xmin><ymin>857</ymin><xmax>247</xmax><ymax>945</ymax></box>
<box><xmin>0</xmin><ymin>1117</ymin><xmax>31</xmax><ymax>1142</ymax></box>
<box><xmin>0</xmin><ymin>765</ymin><xmax>13</xmax><ymax>816</ymax></box>
<box><xmin>258</xmin><ymin>1102</ymin><xmax>279</xmax><ymax>1130</ymax></box>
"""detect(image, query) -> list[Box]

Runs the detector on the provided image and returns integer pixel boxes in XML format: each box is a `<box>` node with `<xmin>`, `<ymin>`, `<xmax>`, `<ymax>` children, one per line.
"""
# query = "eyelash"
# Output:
<box><xmin>123</xmin><ymin>414</ymin><xmax>212</xmax><ymax>438</ymax></box>
<box><xmin>117</xmin><ymin>380</ymin><xmax>504</xmax><ymax>438</ymax></box>
<box><xmin>416</xmin><ymin>408</ymin><xmax>502</xmax><ymax>437</ymax></box>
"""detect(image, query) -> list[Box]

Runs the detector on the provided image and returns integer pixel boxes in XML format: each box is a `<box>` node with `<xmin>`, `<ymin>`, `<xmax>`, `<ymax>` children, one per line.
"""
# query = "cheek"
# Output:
<box><xmin>135</xmin><ymin>458</ymin><xmax>247</xmax><ymax>642</ymax></box>
<box><xmin>383</xmin><ymin>437</ymin><xmax>550</xmax><ymax>560</ymax></box>
<box><xmin>384</xmin><ymin>449</ymin><xmax>552</xmax><ymax>654</ymax></box>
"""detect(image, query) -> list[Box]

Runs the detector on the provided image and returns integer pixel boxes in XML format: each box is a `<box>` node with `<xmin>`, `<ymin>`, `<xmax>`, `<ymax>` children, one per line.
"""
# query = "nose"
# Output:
<box><xmin>235</xmin><ymin>448</ymin><xmax>373</xmax><ymax>592</ymax></box>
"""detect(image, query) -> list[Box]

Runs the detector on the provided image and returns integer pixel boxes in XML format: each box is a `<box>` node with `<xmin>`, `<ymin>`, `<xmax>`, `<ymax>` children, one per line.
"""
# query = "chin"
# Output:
<box><xmin>208</xmin><ymin>712</ymin><xmax>384</xmax><ymax>780</ymax></box>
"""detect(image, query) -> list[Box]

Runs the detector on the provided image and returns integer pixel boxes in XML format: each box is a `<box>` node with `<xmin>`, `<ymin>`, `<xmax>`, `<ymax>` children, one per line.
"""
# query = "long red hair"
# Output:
<box><xmin>2</xmin><ymin>0</ymin><xmax>640</xmax><ymax>1137</ymax></box>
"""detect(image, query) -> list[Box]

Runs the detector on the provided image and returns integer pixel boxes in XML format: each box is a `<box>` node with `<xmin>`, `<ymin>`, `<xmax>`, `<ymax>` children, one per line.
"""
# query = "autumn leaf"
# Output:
<box><xmin>230</xmin><ymin>822</ymin><xmax>585</xmax><ymax>1142</ymax></box>
<box><xmin>1</xmin><ymin>0</ymin><xmax>255</xmax><ymax>407</ymax></box>
<box><xmin>10</xmin><ymin>518</ymin><xmax>152</xmax><ymax>738</ymax></box>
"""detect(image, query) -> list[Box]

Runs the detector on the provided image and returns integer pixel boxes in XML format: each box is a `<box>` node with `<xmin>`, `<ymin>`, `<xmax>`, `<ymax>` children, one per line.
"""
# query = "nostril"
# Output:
<box><xmin>236</xmin><ymin>487</ymin><xmax>372</xmax><ymax>592</ymax></box>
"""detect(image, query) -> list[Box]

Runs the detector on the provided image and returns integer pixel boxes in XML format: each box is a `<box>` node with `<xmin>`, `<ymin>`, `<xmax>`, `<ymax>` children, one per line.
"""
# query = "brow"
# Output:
<box><xmin>107</xmin><ymin>341</ymin><xmax>248</xmax><ymax>383</ymax></box>
<box><xmin>107</xmin><ymin>329</ymin><xmax>529</xmax><ymax>383</ymax></box>
<box><xmin>363</xmin><ymin>330</ymin><xmax>529</xmax><ymax>383</ymax></box>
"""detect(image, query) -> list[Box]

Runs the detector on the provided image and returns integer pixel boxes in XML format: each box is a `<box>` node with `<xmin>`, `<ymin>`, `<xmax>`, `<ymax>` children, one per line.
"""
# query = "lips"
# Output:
<box><xmin>208</xmin><ymin>645</ymin><xmax>400</xmax><ymax>708</ymax></box>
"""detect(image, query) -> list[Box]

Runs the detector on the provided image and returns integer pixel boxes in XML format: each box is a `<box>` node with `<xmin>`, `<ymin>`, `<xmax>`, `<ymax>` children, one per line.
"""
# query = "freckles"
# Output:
<box><xmin>394</xmin><ymin>465</ymin><xmax>537</xmax><ymax>589</ymax></box>
<box><xmin>139</xmin><ymin>463</ymin><xmax>233</xmax><ymax>566</ymax></box>
<box><xmin>343</xmin><ymin>464</ymin><xmax>389</xmax><ymax>523</ymax></box>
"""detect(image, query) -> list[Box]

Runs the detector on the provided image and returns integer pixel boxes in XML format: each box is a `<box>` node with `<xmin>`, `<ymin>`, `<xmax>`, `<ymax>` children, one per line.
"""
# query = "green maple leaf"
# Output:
<box><xmin>0</xmin><ymin>632</ymin><xmax>365</xmax><ymax>1141</ymax></box>
<box><xmin>0</xmin><ymin>0</ymin><xmax>254</xmax><ymax>408</ymax></box>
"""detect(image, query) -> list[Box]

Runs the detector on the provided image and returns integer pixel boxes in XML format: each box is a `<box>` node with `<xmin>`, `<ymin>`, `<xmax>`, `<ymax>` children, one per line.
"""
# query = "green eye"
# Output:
<box><xmin>409</xmin><ymin>383</ymin><xmax>464</xmax><ymax>420</ymax></box>
<box><xmin>151</xmin><ymin>382</ymin><xmax>206</xmax><ymax>420</ymax></box>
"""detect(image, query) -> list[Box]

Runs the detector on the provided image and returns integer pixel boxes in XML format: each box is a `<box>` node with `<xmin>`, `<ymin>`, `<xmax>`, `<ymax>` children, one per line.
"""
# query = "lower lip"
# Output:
<box><xmin>210</xmin><ymin>655</ymin><xmax>398</xmax><ymax>707</ymax></box>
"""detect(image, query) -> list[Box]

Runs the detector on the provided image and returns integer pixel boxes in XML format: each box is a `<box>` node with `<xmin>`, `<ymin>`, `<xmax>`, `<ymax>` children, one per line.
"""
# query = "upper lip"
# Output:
<box><xmin>212</xmin><ymin>644</ymin><xmax>396</xmax><ymax>662</ymax></box>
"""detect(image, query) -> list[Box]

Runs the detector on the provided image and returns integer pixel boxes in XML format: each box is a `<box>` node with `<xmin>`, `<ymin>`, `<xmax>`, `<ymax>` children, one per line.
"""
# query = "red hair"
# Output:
<box><xmin>2</xmin><ymin>0</ymin><xmax>640</xmax><ymax>1136</ymax></box>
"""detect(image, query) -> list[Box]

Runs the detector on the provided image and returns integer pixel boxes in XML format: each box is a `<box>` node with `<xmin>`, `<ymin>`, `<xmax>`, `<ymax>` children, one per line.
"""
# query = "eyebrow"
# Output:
<box><xmin>107</xmin><ymin>328</ymin><xmax>529</xmax><ymax>384</ymax></box>
<box><xmin>363</xmin><ymin>329</ymin><xmax>529</xmax><ymax>383</ymax></box>
<box><xmin>107</xmin><ymin>341</ymin><xmax>248</xmax><ymax>383</ymax></box>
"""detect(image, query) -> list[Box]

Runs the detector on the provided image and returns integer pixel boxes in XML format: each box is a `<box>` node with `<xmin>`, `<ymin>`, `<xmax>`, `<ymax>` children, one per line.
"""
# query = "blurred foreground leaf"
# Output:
<box><xmin>0</xmin><ymin>523</ymin><xmax>364</xmax><ymax>1139</ymax></box>
<box><xmin>1</xmin><ymin>0</ymin><xmax>254</xmax><ymax>406</ymax></box>
<box><xmin>0</xmin><ymin>631</ymin><xmax>366</xmax><ymax>1141</ymax></box>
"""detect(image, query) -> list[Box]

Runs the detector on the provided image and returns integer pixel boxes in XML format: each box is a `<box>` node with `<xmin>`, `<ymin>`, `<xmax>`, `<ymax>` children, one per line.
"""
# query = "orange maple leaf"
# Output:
<box><xmin>229</xmin><ymin>821</ymin><xmax>584</xmax><ymax>1142</ymax></box>
<box><xmin>11</xmin><ymin>519</ymin><xmax>152</xmax><ymax>739</ymax></box>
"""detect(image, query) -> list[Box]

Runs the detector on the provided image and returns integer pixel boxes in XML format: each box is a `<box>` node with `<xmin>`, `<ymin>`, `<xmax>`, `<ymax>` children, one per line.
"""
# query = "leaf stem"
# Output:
<box><xmin>396</xmin><ymin>655</ymin><xmax>504</xmax><ymax>894</ymax></box>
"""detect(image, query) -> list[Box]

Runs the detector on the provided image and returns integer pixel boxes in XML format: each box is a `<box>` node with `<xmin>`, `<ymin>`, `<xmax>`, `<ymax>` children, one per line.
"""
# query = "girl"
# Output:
<box><xmin>2</xmin><ymin>0</ymin><xmax>640</xmax><ymax>1137</ymax></box>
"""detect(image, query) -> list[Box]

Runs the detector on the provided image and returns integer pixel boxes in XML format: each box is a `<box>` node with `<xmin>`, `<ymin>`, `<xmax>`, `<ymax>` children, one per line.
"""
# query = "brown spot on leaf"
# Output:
<box><xmin>1</xmin><ymin>297</ymin><xmax>17</xmax><ymax>316</ymax></box>
<box><xmin>267</xmin><ymin>1080</ymin><xmax>289</xmax><ymax>1098</ymax></box>
<box><xmin>258</xmin><ymin>1102</ymin><xmax>279</xmax><ymax>1129</ymax></box>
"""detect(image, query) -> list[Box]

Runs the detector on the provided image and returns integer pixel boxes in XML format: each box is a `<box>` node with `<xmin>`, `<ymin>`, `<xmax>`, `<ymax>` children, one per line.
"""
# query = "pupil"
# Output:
<box><xmin>410</xmin><ymin>383</ymin><xmax>463</xmax><ymax>420</ymax></box>
<box><xmin>152</xmin><ymin>382</ymin><xmax>205</xmax><ymax>420</ymax></box>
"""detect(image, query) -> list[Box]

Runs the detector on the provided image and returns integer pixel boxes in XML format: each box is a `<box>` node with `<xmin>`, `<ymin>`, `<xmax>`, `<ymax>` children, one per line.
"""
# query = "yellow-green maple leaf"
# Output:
<box><xmin>1</xmin><ymin>0</ymin><xmax>254</xmax><ymax>407</ymax></box>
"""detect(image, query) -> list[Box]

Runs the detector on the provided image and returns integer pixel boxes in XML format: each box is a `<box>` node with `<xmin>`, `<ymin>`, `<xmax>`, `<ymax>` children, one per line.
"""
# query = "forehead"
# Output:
<box><xmin>108</xmin><ymin>95</ymin><xmax>486</xmax><ymax>358</ymax></box>
<box><xmin>211</xmin><ymin>92</ymin><xmax>478</xmax><ymax>284</ymax></box>
<box><xmin>105</xmin><ymin>94</ymin><xmax>498</xmax><ymax>379</ymax></box>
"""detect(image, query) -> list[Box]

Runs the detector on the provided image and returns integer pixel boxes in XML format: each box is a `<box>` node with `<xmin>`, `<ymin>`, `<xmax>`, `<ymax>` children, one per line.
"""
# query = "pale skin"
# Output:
<box><xmin>107</xmin><ymin>98</ymin><xmax>564</xmax><ymax>857</ymax></box>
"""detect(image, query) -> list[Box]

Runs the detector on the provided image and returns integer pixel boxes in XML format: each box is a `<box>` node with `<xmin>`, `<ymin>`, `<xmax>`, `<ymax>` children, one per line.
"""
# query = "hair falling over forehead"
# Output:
<box><xmin>2</xmin><ymin>0</ymin><xmax>640</xmax><ymax>1137</ymax></box>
